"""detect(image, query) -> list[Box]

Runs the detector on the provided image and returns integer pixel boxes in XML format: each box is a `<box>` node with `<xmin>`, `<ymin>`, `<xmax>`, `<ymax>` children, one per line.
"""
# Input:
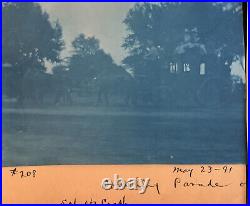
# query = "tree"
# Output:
<box><xmin>122</xmin><ymin>3</ymin><xmax>244</xmax><ymax>105</ymax></box>
<box><xmin>72</xmin><ymin>34</ymin><xmax>99</xmax><ymax>56</ymax></box>
<box><xmin>123</xmin><ymin>3</ymin><xmax>244</xmax><ymax>79</ymax></box>
<box><xmin>68</xmin><ymin>33</ymin><xmax>114</xmax><ymax>88</ymax></box>
<box><xmin>2</xmin><ymin>3</ymin><xmax>65</xmax><ymax>98</ymax></box>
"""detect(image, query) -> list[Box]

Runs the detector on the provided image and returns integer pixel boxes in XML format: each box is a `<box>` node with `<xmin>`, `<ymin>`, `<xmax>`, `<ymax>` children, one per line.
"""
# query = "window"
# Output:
<box><xmin>184</xmin><ymin>63</ymin><xmax>191</xmax><ymax>72</ymax></box>
<box><xmin>170</xmin><ymin>62</ymin><xmax>178</xmax><ymax>73</ymax></box>
<box><xmin>200</xmin><ymin>63</ymin><xmax>206</xmax><ymax>75</ymax></box>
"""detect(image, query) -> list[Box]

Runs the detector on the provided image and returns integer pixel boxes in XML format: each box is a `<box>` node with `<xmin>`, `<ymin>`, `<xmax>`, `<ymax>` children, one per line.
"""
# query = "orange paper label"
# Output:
<box><xmin>2</xmin><ymin>164</ymin><xmax>246</xmax><ymax>204</ymax></box>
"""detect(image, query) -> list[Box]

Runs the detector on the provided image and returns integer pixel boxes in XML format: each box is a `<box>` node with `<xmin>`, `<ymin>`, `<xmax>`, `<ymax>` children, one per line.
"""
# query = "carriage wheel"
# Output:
<box><xmin>196</xmin><ymin>77</ymin><xmax>231</xmax><ymax>108</ymax></box>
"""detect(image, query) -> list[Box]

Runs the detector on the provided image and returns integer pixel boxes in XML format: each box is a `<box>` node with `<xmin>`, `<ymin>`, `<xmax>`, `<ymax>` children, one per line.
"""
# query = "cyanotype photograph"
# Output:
<box><xmin>2</xmin><ymin>2</ymin><xmax>246</xmax><ymax>166</ymax></box>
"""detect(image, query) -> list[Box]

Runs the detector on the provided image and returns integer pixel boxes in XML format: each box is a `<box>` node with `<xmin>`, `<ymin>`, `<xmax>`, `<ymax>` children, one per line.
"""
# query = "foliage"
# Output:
<box><xmin>2</xmin><ymin>2</ymin><xmax>65</xmax><ymax>97</ymax></box>
<box><xmin>68</xmin><ymin>33</ymin><xmax>115</xmax><ymax>87</ymax></box>
<box><xmin>123</xmin><ymin>3</ymin><xmax>244</xmax><ymax>75</ymax></box>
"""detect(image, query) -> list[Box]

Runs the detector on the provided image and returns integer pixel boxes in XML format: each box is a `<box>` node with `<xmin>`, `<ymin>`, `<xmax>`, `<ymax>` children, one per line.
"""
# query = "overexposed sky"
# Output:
<box><xmin>40</xmin><ymin>2</ymin><xmax>135</xmax><ymax>64</ymax></box>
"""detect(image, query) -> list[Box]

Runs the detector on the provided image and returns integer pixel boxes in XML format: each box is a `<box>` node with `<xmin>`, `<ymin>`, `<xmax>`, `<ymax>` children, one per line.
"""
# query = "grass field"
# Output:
<box><xmin>2</xmin><ymin>106</ymin><xmax>246</xmax><ymax>166</ymax></box>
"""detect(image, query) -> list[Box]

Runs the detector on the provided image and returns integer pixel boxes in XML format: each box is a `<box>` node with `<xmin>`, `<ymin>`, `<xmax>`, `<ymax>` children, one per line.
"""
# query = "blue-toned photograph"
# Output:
<box><xmin>2</xmin><ymin>2</ymin><xmax>246</xmax><ymax>166</ymax></box>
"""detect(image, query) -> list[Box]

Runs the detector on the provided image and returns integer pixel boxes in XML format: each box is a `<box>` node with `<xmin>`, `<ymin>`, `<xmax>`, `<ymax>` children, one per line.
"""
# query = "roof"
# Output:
<box><xmin>175</xmin><ymin>42</ymin><xmax>207</xmax><ymax>56</ymax></box>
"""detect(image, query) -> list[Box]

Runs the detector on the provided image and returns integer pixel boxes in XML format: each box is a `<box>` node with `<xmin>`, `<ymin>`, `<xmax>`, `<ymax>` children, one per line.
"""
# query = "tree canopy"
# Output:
<box><xmin>3</xmin><ymin>2</ymin><xmax>65</xmax><ymax>97</ymax></box>
<box><xmin>122</xmin><ymin>3</ymin><xmax>244</xmax><ymax>76</ymax></box>
<box><xmin>3</xmin><ymin>3</ymin><xmax>64</xmax><ymax>69</ymax></box>
<box><xmin>68</xmin><ymin>33</ymin><xmax>115</xmax><ymax>87</ymax></box>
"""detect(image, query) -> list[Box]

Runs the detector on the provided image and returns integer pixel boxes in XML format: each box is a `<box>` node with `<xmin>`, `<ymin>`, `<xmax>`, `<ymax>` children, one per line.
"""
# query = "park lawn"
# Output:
<box><xmin>2</xmin><ymin>106</ymin><xmax>246</xmax><ymax>166</ymax></box>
